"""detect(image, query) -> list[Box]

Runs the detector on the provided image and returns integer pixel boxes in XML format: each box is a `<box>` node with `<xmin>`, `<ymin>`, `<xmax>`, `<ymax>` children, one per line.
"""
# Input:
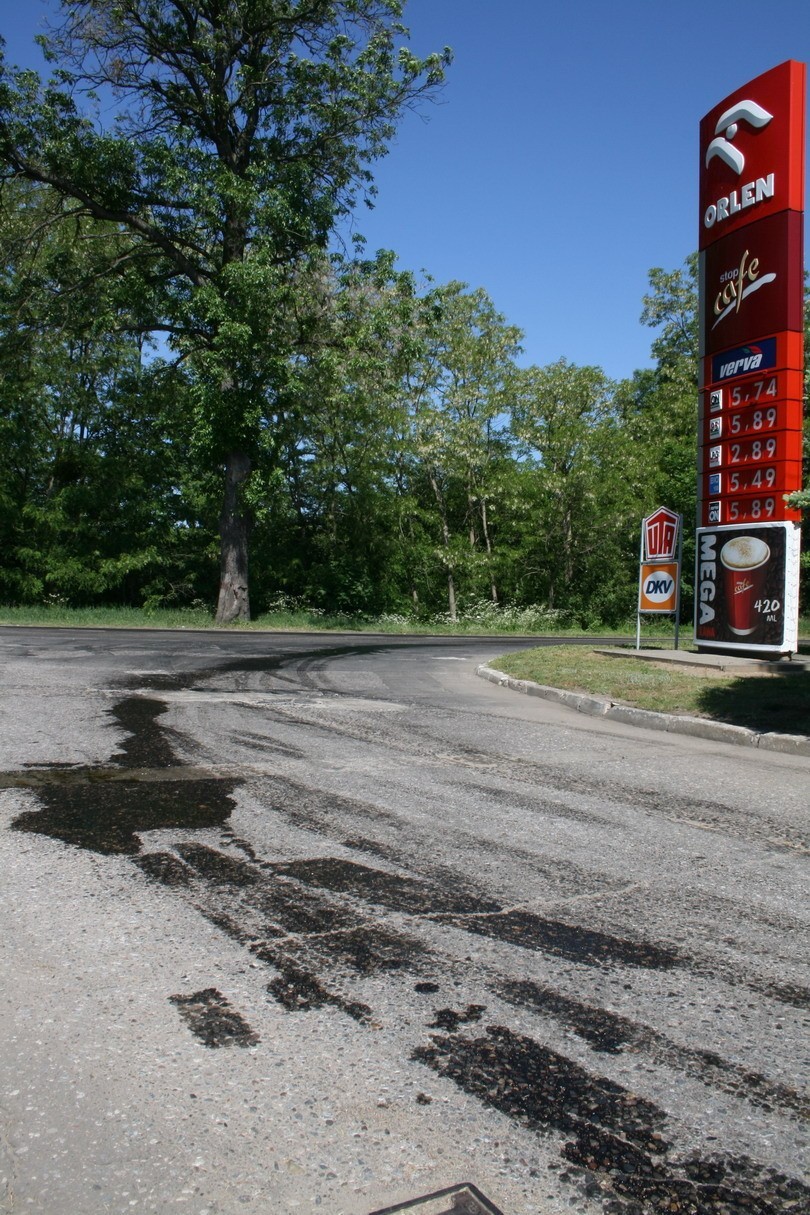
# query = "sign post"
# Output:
<box><xmin>696</xmin><ymin>61</ymin><xmax>805</xmax><ymax>656</ymax></box>
<box><xmin>637</xmin><ymin>507</ymin><xmax>682</xmax><ymax>650</ymax></box>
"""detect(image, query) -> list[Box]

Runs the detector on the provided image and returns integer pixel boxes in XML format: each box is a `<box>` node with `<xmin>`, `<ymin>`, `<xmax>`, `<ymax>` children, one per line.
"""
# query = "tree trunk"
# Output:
<box><xmin>215</xmin><ymin>451</ymin><xmax>252</xmax><ymax>624</ymax></box>
<box><xmin>429</xmin><ymin>468</ymin><xmax>457</xmax><ymax>622</ymax></box>
<box><xmin>446</xmin><ymin>570</ymin><xmax>457</xmax><ymax>621</ymax></box>
<box><xmin>480</xmin><ymin>498</ymin><xmax>498</xmax><ymax>604</ymax></box>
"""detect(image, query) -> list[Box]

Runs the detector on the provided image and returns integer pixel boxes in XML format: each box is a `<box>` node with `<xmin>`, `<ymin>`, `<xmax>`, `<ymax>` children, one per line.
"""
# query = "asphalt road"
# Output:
<box><xmin>0</xmin><ymin>627</ymin><xmax>807</xmax><ymax>1215</ymax></box>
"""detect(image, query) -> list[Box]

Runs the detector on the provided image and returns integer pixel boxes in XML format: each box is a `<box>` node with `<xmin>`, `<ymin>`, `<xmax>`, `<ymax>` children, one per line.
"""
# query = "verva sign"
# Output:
<box><xmin>699</xmin><ymin>60</ymin><xmax>806</xmax><ymax>248</ymax></box>
<box><xmin>706</xmin><ymin>330</ymin><xmax>803</xmax><ymax>385</ymax></box>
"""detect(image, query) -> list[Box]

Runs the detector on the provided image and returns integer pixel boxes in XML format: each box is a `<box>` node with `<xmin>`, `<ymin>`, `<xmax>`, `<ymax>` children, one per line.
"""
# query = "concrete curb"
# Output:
<box><xmin>476</xmin><ymin>664</ymin><xmax>810</xmax><ymax>756</ymax></box>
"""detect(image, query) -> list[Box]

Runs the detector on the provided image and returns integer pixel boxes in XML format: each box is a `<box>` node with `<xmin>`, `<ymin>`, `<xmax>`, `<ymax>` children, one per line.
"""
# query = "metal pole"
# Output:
<box><xmin>636</xmin><ymin>525</ymin><xmax>644</xmax><ymax>651</ymax></box>
<box><xmin>674</xmin><ymin>515</ymin><xmax>683</xmax><ymax>651</ymax></box>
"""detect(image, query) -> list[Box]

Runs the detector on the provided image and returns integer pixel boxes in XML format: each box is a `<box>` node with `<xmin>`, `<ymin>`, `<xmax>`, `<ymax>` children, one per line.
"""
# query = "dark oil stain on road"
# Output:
<box><xmin>746</xmin><ymin>976</ymin><xmax>810</xmax><ymax>1011</ymax></box>
<box><xmin>118</xmin><ymin>642</ymin><xmax>392</xmax><ymax>696</ymax></box>
<box><xmin>264</xmin><ymin>956</ymin><xmax>371</xmax><ymax>1022</ymax></box>
<box><xmin>11</xmin><ymin>695</ymin><xmax>240</xmax><ymax>854</ymax></box>
<box><xmin>12</xmin><ymin>776</ymin><xmax>238</xmax><ymax>855</ymax></box>
<box><xmin>175</xmin><ymin>840</ymin><xmax>262</xmax><ymax>887</ymax></box>
<box><xmin>261</xmin><ymin>923</ymin><xmax>428</xmax><ymax>976</ymax></box>
<box><xmin>428</xmin><ymin>1004</ymin><xmax>487</xmax><ymax>1031</ymax></box>
<box><xmin>271</xmin><ymin>857</ymin><xmax>501</xmax><ymax>916</ymax></box>
<box><xmin>433</xmin><ymin>909</ymin><xmax>682</xmax><ymax>970</ymax></box>
<box><xmin>133</xmin><ymin>837</ymin><xmax>429</xmax><ymax>987</ymax></box>
<box><xmin>134</xmin><ymin>850</ymin><xmax>196</xmax><ymax>887</ymax></box>
<box><xmin>415</xmin><ymin>1024</ymin><xmax>810</xmax><ymax>1214</ymax></box>
<box><xmin>110</xmin><ymin>698</ymin><xmax>178</xmax><ymax>768</ymax></box>
<box><xmin>234</xmin><ymin>730</ymin><xmax>304</xmax><ymax>759</ymax></box>
<box><xmin>175</xmin><ymin>843</ymin><xmax>361</xmax><ymax>935</ymax></box>
<box><xmin>257</xmin><ymin>772</ymin><xmax>411</xmax><ymax>838</ymax></box>
<box><xmin>563</xmin><ymin>1129</ymin><xmax>810</xmax><ymax>1215</ymax></box>
<box><xmin>457</xmin><ymin>776</ymin><xmax>611</xmax><ymax>828</ymax></box>
<box><xmin>338</xmin><ymin>833</ymin><xmax>507</xmax><ymax>910</ymax></box>
<box><xmin>497</xmin><ymin>977</ymin><xmax>809</xmax><ymax>1119</ymax></box>
<box><xmin>497</xmin><ymin>978</ymin><xmax>631</xmax><ymax>1053</ymax></box>
<box><xmin>169</xmin><ymin>987</ymin><xmax>259</xmax><ymax>1047</ymax></box>
<box><xmin>262</xmin><ymin>773</ymin><xmax>616</xmax><ymax>917</ymax></box>
<box><xmin>416</xmin><ymin>1023</ymin><xmax>668</xmax><ymax>1151</ymax></box>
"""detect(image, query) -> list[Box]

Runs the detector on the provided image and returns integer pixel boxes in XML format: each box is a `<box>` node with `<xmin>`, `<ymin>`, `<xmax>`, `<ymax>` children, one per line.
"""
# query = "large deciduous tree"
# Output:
<box><xmin>0</xmin><ymin>0</ymin><xmax>450</xmax><ymax>621</ymax></box>
<box><xmin>403</xmin><ymin>282</ymin><xmax>521</xmax><ymax>618</ymax></box>
<box><xmin>510</xmin><ymin>358</ymin><xmax>620</xmax><ymax>611</ymax></box>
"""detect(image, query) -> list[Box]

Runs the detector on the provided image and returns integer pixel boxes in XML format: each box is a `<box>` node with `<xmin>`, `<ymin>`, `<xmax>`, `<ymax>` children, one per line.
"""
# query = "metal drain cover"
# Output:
<box><xmin>369</xmin><ymin>1182</ymin><xmax>505</xmax><ymax>1215</ymax></box>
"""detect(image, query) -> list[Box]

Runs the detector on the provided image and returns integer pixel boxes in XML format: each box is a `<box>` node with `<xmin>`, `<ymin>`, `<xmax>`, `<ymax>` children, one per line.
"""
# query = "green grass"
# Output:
<box><xmin>491</xmin><ymin>644</ymin><xmax>810</xmax><ymax>735</ymax></box>
<box><xmin>0</xmin><ymin>601</ymin><xmax>680</xmax><ymax>638</ymax></box>
<box><xmin>0</xmin><ymin>604</ymin><xmax>218</xmax><ymax>630</ymax></box>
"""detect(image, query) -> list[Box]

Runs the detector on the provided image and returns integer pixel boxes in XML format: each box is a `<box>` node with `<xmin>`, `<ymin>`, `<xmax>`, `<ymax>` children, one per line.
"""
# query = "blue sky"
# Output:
<box><xmin>3</xmin><ymin>0</ymin><xmax>810</xmax><ymax>380</ymax></box>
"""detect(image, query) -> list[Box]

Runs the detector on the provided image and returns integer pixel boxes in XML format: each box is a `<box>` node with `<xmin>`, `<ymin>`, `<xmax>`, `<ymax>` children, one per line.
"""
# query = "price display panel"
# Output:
<box><xmin>701</xmin><ymin>461</ymin><xmax>803</xmax><ymax>502</ymax></box>
<box><xmin>700</xmin><ymin>396</ymin><xmax>803</xmax><ymax>446</ymax></box>
<box><xmin>701</xmin><ymin>493</ymin><xmax>802</xmax><ymax>527</ymax></box>
<box><xmin>700</xmin><ymin>429</ymin><xmax>803</xmax><ymax>473</ymax></box>
<box><xmin>703</xmin><ymin>369</ymin><xmax>803</xmax><ymax>409</ymax></box>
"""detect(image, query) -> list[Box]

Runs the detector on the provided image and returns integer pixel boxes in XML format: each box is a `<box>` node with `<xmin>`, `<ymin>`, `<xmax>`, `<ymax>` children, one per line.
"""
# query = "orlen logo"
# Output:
<box><xmin>711</xmin><ymin>337</ymin><xmax>776</xmax><ymax>383</ymax></box>
<box><xmin>704</xmin><ymin>99</ymin><xmax>775</xmax><ymax>230</ymax></box>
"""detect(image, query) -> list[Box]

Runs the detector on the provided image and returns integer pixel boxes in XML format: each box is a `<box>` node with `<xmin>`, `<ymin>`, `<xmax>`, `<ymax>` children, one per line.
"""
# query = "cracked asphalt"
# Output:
<box><xmin>0</xmin><ymin>627</ymin><xmax>807</xmax><ymax>1215</ymax></box>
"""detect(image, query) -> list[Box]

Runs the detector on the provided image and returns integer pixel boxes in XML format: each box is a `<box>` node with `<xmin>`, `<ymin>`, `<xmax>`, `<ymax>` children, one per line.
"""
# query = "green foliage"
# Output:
<box><xmin>5</xmin><ymin>13</ymin><xmax>789</xmax><ymax>631</ymax></box>
<box><xmin>0</xmin><ymin>228</ymin><xmax>719</xmax><ymax>625</ymax></box>
<box><xmin>0</xmin><ymin>0</ymin><xmax>451</xmax><ymax>621</ymax></box>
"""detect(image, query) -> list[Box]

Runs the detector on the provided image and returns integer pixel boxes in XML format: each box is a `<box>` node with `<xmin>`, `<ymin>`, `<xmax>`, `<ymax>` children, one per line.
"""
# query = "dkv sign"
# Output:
<box><xmin>639</xmin><ymin>564</ymin><xmax>679</xmax><ymax>612</ymax></box>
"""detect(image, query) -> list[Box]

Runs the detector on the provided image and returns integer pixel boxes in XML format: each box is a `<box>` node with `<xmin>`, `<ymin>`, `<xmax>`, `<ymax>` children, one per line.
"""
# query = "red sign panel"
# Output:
<box><xmin>700</xmin><ymin>367</ymin><xmax>802</xmax><ymax>409</ymax></box>
<box><xmin>701</xmin><ymin>461</ymin><xmax>802</xmax><ymax>502</ymax></box>
<box><xmin>700</xmin><ymin>210</ymin><xmax>804</xmax><ymax>356</ymax></box>
<box><xmin>696</xmin><ymin>62</ymin><xmax>804</xmax><ymax>653</ymax></box>
<box><xmin>700</xmin><ymin>396</ymin><xmax>803</xmax><ymax>446</ymax></box>
<box><xmin>700</xmin><ymin>493</ymin><xmax>801</xmax><ymax>528</ymax></box>
<box><xmin>700</xmin><ymin>429</ymin><xmax>803</xmax><ymax>474</ymax></box>
<box><xmin>643</xmin><ymin>507</ymin><xmax>680</xmax><ymax>560</ymax></box>
<box><xmin>699</xmin><ymin>60</ymin><xmax>806</xmax><ymax>249</ymax></box>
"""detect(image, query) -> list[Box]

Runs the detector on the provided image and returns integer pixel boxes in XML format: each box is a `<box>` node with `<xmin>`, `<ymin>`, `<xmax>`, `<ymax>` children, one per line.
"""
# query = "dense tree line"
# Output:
<box><xmin>0</xmin><ymin>4</ymin><xmax>805</xmax><ymax>625</ymax></box>
<box><xmin>0</xmin><ymin>198</ymin><xmax>709</xmax><ymax>624</ymax></box>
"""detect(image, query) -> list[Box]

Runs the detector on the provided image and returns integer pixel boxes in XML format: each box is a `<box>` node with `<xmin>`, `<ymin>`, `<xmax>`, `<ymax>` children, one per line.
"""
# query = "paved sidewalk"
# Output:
<box><xmin>595</xmin><ymin>646</ymin><xmax>810</xmax><ymax>675</ymax></box>
<box><xmin>476</xmin><ymin>657</ymin><xmax>810</xmax><ymax>756</ymax></box>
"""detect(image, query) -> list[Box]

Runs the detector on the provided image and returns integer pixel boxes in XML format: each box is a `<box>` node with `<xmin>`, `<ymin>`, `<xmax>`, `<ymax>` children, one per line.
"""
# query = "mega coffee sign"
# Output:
<box><xmin>695</xmin><ymin>62</ymin><xmax>805</xmax><ymax>655</ymax></box>
<box><xmin>695</xmin><ymin>523</ymin><xmax>801</xmax><ymax>649</ymax></box>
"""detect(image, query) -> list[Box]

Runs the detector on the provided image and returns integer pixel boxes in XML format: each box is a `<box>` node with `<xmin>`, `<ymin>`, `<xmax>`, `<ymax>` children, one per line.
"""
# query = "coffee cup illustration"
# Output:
<box><xmin>720</xmin><ymin>536</ymin><xmax>770</xmax><ymax>635</ymax></box>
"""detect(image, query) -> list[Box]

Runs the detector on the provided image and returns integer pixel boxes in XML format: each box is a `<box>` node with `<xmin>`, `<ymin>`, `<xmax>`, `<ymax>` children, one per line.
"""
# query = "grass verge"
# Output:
<box><xmin>0</xmin><ymin>602</ymin><xmax>679</xmax><ymax>639</ymax></box>
<box><xmin>490</xmin><ymin>645</ymin><xmax>810</xmax><ymax>736</ymax></box>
